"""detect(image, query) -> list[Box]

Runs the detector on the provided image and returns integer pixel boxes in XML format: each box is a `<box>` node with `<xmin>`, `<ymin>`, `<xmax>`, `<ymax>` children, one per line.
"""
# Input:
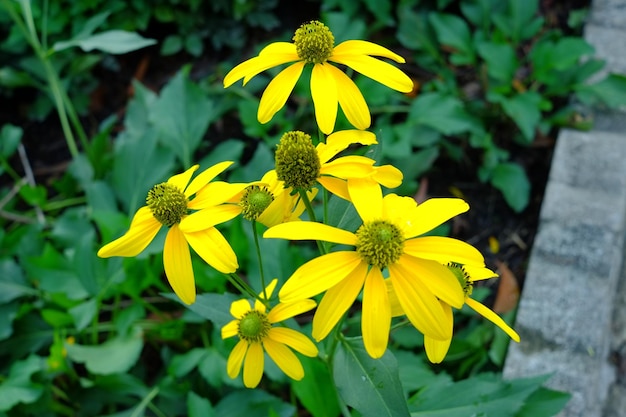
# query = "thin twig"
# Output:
<box><xmin>17</xmin><ymin>143</ymin><xmax>46</xmax><ymax>224</ymax></box>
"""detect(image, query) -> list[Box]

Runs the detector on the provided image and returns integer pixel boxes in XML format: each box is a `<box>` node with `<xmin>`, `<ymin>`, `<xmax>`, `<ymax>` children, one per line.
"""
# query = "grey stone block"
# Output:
<box><xmin>585</xmin><ymin>25</ymin><xmax>626</xmax><ymax>75</ymax></box>
<box><xmin>588</xmin><ymin>0</ymin><xmax>626</xmax><ymax>30</ymax></box>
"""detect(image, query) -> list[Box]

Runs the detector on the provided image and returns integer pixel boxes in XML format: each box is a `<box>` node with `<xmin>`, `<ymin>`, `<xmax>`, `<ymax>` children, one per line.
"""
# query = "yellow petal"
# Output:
<box><xmin>464</xmin><ymin>264</ymin><xmax>498</xmax><ymax>282</ymax></box>
<box><xmin>388</xmin><ymin>263</ymin><xmax>450</xmax><ymax>340</ymax></box>
<box><xmin>163</xmin><ymin>225</ymin><xmax>195</xmax><ymax>305</ymax></box>
<box><xmin>395</xmin><ymin>255</ymin><xmax>464</xmax><ymax>308</ymax></box>
<box><xmin>268</xmin><ymin>327</ymin><xmax>318</xmax><ymax>357</ymax></box>
<box><xmin>179</xmin><ymin>205</ymin><xmax>242</xmax><ymax>233</ymax></box>
<box><xmin>466</xmin><ymin>298</ymin><xmax>520</xmax><ymax>342</ymax></box>
<box><xmin>190</xmin><ymin>181</ymin><xmax>249</xmax><ymax>209</ymax></box>
<box><xmin>320</xmin><ymin>155</ymin><xmax>376</xmax><ymax>178</ymax></box>
<box><xmin>260</xmin><ymin>278</ymin><xmax>278</xmax><ymax>301</ymax></box>
<box><xmin>264</xmin><ymin>221</ymin><xmax>357</xmax><ymax>246</ymax></box>
<box><xmin>258</xmin><ymin>42</ymin><xmax>298</xmax><ymax>56</ymax></box>
<box><xmin>424</xmin><ymin>301</ymin><xmax>453</xmax><ymax>363</ymax></box>
<box><xmin>258</xmin><ymin>61</ymin><xmax>305</xmax><ymax>124</ymax></box>
<box><xmin>184</xmin><ymin>161</ymin><xmax>234</xmax><ymax>197</ymax></box>
<box><xmin>230</xmin><ymin>299</ymin><xmax>253</xmax><ymax>319</ymax></box>
<box><xmin>403</xmin><ymin>236</ymin><xmax>486</xmax><ymax>265</ymax></box>
<box><xmin>243</xmin><ymin>342</ymin><xmax>264</xmax><ymax>388</ymax></box>
<box><xmin>263</xmin><ymin>338</ymin><xmax>304</xmax><ymax>380</ymax></box>
<box><xmin>279</xmin><ymin>251</ymin><xmax>363</xmax><ymax>302</ymax></box>
<box><xmin>268</xmin><ymin>299</ymin><xmax>317</xmax><ymax>323</ymax></box>
<box><xmin>221</xmin><ymin>320</ymin><xmax>239</xmax><ymax>339</ymax></box>
<box><xmin>326</xmin><ymin>64</ymin><xmax>371</xmax><ymax>130</ymax></box>
<box><xmin>372</xmin><ymin>165</ymin><xmax>403</xmax><ymax>188</ymax></box>
<box><xmin>167</xmin><ymin>165</ymin><xmax>199</xmax><ymax>191</ymax></box>
<box><xmin>362</xmin><ymin>267</ymin><xmax>391</xmax><ymax>359</ymax></box>
<box><xmin>316</xmin><ymin>176</ymin><xmax>349</xmax><ymax>200</ymax></box>
<box><xmin>312</xmin><ymin>261</ymin><xmax>368</xmax><ymax>341</ymax></box>
<box><xmin>330</xmin><ymin>54</ymin><xmax>413</xmax><ymax>93</ymax></box>
<box><xmin>386</xmin><ymin>278</ymin><xmax>404</xmax><ymax>317</ymax></box>
<box><xmin>185</xmin><ymin>227</ymin><xmax>238</xmax><ymax>273</ymax></box>
<box><xmin>393</xmin><ymin>197</ymin><xmax>469</xmax><ymax>239</ymax></box>
<box><xmin>381</xmin><ymin>194</ymin><xmax>418</xmax><ymax>237</ymax></box>
<box><xmin>97</xmin><ymin>206</ymin><xmax>161</xmax><ymax>257</ymax></box>
<box><xmin>348</xmin><ymin>177</ymin><xmax>383</xmax><ymax>223</ymax></box>
<box><xmin>223</xmin><ymin>50</ymin><xmax>299</xmax><ymax>87</ymax></box>
<box><xmin>332</xmin><ymin>40</ymin><xmax>407</xmax><ymax>63</ymax></box>
<box><xmin>226</xmin><ymin>340</ymin><xmax>247</xmax><ymax>378</ymax></box>
<box><xmin>316</xmin><ymin>130</ymin><xmax>377</xmax><ymax>164</ymax></box>
<box><xmin>311</xmin><ymin>62</ymin><xmax>338</xmax><ymax>135</ymax></box>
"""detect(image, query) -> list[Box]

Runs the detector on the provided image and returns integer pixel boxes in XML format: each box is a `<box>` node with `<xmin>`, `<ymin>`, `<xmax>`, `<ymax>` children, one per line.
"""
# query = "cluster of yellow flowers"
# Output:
<box><xmin>98</xmin><ymin>20</ymin><xmax>519</xmax><ymax>389</ymax></box>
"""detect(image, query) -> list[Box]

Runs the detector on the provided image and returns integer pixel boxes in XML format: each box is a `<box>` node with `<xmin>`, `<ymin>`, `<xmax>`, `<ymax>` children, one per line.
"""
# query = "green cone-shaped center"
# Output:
<box><xmin>275</xmin><ymin>131</ymin><xmax>321</xmax><ymax>190</ymax></box>
<box><xmin>240</xmin><ymin>185</ymin><xmax>274</xmax><ymax>220</ymax></box>
<box><xmin>146</xmin><ymin>183</ymin><xmax>188</xmax><ymax>227</ymax></box>
<box><xmin>447</xmin><ymin>262</ymin><xmax>472</xmax><ymax>297</ymax></box>
<box><xmin>238</xmin><ymin>310</ymin><xmax>271</xmax><ymax>343</ymax></box>
<box><xmin>356</xmin><ymin>220</ymin><xmax>405</xmax><ymax>269</ymax></box>
<box><xmin>293</xmin><ymin>20</ymin><xmax>335</xmax><ymax>64</ymax></box>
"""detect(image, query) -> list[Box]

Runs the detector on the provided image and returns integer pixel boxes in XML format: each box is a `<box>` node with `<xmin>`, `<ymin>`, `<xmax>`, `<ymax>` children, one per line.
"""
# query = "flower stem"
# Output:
<box><xmin>250</xmin><ymin>220</ymin><xmax>268</xmax><ymax>300</ymax></box>
<box><xmin>298</xmin><ymin>189</ymin><xmax>326</xmax><ymax>255</ymax></box>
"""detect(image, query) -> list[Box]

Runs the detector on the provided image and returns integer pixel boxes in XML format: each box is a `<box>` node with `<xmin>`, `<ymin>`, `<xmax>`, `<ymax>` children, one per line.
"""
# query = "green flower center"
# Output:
<box><xmin>447</xmin><ymin>262</ymin><xmax>473</xmax><ymax>297</ymax></box>
<box><xmin>355</xmin><ymin>220</ymin><xmax>405</xmax><ymax>269</ymax></box>
<box><xmin>146</xmin><ymin>182</ymin><xmax>188</xmax><ymax>227</ymax></box>
<box><xmin>238</xmin><ymin>310</ymin><xmax>271</xmax><ymax>343</ymax></box>
<box><xmin>275</xmin><ymin>131</ymin><xmax>321</xmax><ymax>190</ymax></box>
<box><xmin>293</xmin><ymin>20</ymin><xmax>334</xmax><ymax>64</ymax></box>
<box><xmin>240</xmin><ymin>185</ymin><xmax>274</xmax><ymax>220</ymax></box>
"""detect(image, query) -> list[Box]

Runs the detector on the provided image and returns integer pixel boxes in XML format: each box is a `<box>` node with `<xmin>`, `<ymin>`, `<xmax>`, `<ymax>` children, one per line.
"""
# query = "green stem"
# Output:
<box><xmin>298</xmin><ymin>189</ymin><xmax>326</xmax><ymax>255</ymax></box>
<box><xmin>227</xmin><ymin>273</ymin><xmax>267</xmax><ymax>306</ymax></box>
<box><xmin>250</xmin><ymin>220</ymin><xmax>268</xmax><ymax>300</ymax></box>
<box><xmin>131</xmin><ymin>386</ymin><xmax>160</xmax><ymax>417</ymax></box>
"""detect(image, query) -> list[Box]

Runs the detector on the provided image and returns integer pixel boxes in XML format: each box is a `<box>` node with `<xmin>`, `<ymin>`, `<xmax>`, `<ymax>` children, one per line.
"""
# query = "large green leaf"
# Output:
<box><xmin>292</xmin><ymin>356</ymin><xmax>341</xmax><ymax>417</ymax></box>
<box><xmin>0</xmin><ymin>259</ymin><xmax>37</xmax><ymax>303</ymax></box>
<box><xmin>492</xmin><ymin>0</ymin><xmax>543</xmax><ymax>43</ymax></box>
<box><xmin>53</xmin><ymin>30</ymin><xmax>156</xmax><ymax>54</ymax></box>
<box><xmin>0</xmin><ymin>124</ymin><xmax>22</xmax><ymax>159</ymax></box>
<box><xmin>214</xmin><ymin>390</ymin><xmax>295</xmax><ymax>417</ymax></box>
<box><xmin>150</xmin><ymin>68</ymin><xmax>217</xmax><ymax>167</ymax></box>
<box><xmin>165</xmin><ymin>292</ymin><xmax>238</xmax><ymax>328</ymax></box>
<box><xmin>333</xmin><ymin>338</ymin><xmax>409</xmax><ymax>417</ymax></box>
<box><xmin>495</xmin><ymin>92</ymin><xmax>543</xmax><ymax>142</ymax></box>
<box><xmin>409</xmin><ymin>92</ymin><xmax>481</xmax><ymax>136</ymax></box>
<box><xmin>576</xmin><ymin>73</ymin><xmax>626</xmax><ymax>109</ymax></box>
<box><xmin>429</xmin><ymin>13</ymin><xmax>475</xmax><ymax>65</ymax></box>
<box><xmin>0</xmin><ymin>355</ymin><xmax>44</xmax><ymax>411</ymax></box>
<box><xmin>476</xmin><ymin>41</ymin><xmax>518</xmax><ymax>83</ymax></box>
<box><xmin>188</xmin><ymin>392</ymin><xmax>216</xmax><ymax>417</ymax></box>
<box><xmin>65</xmin><ymin>326</ymin><xmax>144</xmax><ymax>375</ymax></box>
<box><xmin>490</xmin><ymin>162</ymin><xmax>531</xmax><ymax>212</ymax></box>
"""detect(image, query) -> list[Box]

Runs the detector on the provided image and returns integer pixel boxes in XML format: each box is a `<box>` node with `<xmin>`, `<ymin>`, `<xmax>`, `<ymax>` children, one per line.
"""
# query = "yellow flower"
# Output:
<box><xmin>223</xmin><ymin>20</ymin><xmax>414</xmax><ymax>134</ymax></box>
<box><xmin>98</xmin><ymin>162</ymin><xmax>246</xmax><ymax>305</ymax></box>
<box><xmin>273</xmin><ymin>129</ymin><xmax>402</xmax><ymax>199</ymax></box>
<box><xmin>264</xmin><ymin>183</ymin><xmax>480</xmax><ymax>359</ymax></box>
<box><xmin>415</xmin><ymin>263</ymin><xmax>520</xmax><ymax>363</ymax></box>
<box><xmin>221</xmin><ymin>279</ymin><xmax>318</xmax><ymax>388</ymax></box>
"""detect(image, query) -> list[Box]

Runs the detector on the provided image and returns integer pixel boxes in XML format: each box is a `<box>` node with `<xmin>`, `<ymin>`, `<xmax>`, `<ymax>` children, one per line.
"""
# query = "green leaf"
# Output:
<box><xmin>490</xmin><ymin>162</ymin><xmax>531</xmax><ymax>212</ymax></box>
<box><xmin>333</xmin><ymin>338</ymin><xmax>410</xmax><ymax>417</ymax></box>
<box><xmin>0</xmin><ymin>124</ymin><xmax>22</xmax><ymax>159</ymax></box>
<box><xmin>164</xmin><ymin>292</ymin><xmax>237</xmax><ymax>328</ymax></box>
<box><xmin>168</xmin><ymin>348</ymin><xmax>208</xmax><ymax>378</ymax></box>
<box><xmin>68</xmin><ymin>298</ymin><xmax>98</xmax><ymax>331</ymax></box>
<box><xmin>161</xmin><ymin>34</ymin><xmax>183</xmax><ymax>56</ymax></box>
<box><xmin>516</xmin><ymin>387</ymin><xmax>571</xmax><ymax>417</ymax></box>
<box><xmin>550</xmin><ymin>37</ymin><xmax>595</xmax><ymax>71</ymax></box>
<box><xmin>53</xmin><ymin>30</ymin><xmax>156</xmax><ymax>54</ymax></box>
<box><xmin>492</xmin><ymin>0</ymin><xmax>543</xmax><ymax>42</ymax></box>
<box><xmin>0</xmin><ymin>302</ymin><xmax>19</xmax><ymax>341</ymax></box>
<box><xmin>18</xmin><ymin>184</ymin><xmax>47</xmax><ymax>206</ymax></box>
<box><xmin>0</xmin><ymin>259</ymin><xmax>36</xmax><ymax>303</ymax></box>
<box><xmin>476</xmin><ymin>42</ymin><xmax>518</xmax><ymax>83</ymax></box>
<box><xmin>0</xmin><ymin>355</ymin><xmax>44</xmax><ymax>411</ymax></box>
<box><xmin>65</xmin><ymin>326</ymin><xmax>144</xmax><ymax>375</ymax></box>
<box><xmin>198</xmin><ymin>348</ymin><xmax>232</xmax><ymax>387</ymax></box>
<box><xmin>429</xmin><ymin>13</ymin><xmax>475</xmax><ymax>65</ymax></box>
<box><xmin>214</xmin><ymin>390</ymin><xmax>296</xmax><ymax>417</ymax></box>
<box><xmin>409</xmin><ymin>92</ymin><xmax>480</xmax><ymax>135</ymax></box>
<box><xmin>495</xmin><ymin>92</ymin><xmax>543</xmax><ymax>142</ymax></box>
<box><xmin>292</xmin><ymin>356</ymin><xmax>341</xmax><ymax>417</ymax></box>
<box><xmin>150</xmin><ymin>68</ymin><xmax>216</xmax><ymax>166</ymax></box>
<box><xmin>576</xmin><ymin>73</ymin><xmax>626</xmax><ymax>109</ymax></box>
<box><xmin>188</xmin><ymin>392</ymin><xmax>216</xmax><ymax>417</ymax></box>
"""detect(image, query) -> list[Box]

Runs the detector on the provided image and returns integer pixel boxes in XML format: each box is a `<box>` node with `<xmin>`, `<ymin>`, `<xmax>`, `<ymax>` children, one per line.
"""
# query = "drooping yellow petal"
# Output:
<box><xmin>403</xmin><ymin>236</ymin><xmax>486</xmax><ymax>266</ymax></box>
<box><xmin>163</xmin><ymin>225</ymin><xmax>195</xmax><ymax>305</ymax></box>
<box><xmin>258</xmin><ymin>41</ymin><xmax>299</xmax><ymax>56</ymax></box>
<box><xmin>391</xmin><ymin>197</ymin><xmax>469</xmax><ymax>239</ymax></box>
<box><xmin>260</xmin><ymin>278</ymin><xmax>278</xmax><ymax>301</ymax></box>
<box><xmin>97</xmin><ymin>206</ymin><xmax>161</xmax><ymax>257</ymax></box>
<box><xmin>332</xmin><ymin>40</ymin><xmax>407</xmax><ymax>63</ymax></box>
<box><xmin>167</xmin><ymin>165</ymin><xmax>198</xmax><ymax>191</ymax></box>
<box><xmin>279</xmin><ymin>251</ymin><xmax>363</xmax><ymax>302</ymax></box>
<box><xmin>311</xmin><ymin>62</ymin><xmax>338</xmax><ymax>134</ymax></box>
<box><xmin>179</xmin><ymin>205</ymin><xmax>242</xmax><ymax>233</ymax></box>
<box><xmin>348</xmin><ymin>177</ymin><xmax>383</xmax><ymax>223</ymax></box>
<box><xmin>372</xmin><ymin>165</ymin><xmax>403</xmax><ymax>188</ymax></box>
<box><xmin>184</xmin><ymin>161</ymin><xmax>234</xmax><ymax>197</ymax></box>
<box><xmin>466</xmin><ymin>297</ymin><xmax>520</xmax><ymax>342</ymax></box>
<box><xmin>362</xmin><ymin>267</ymin><xmax>391</xmax><ymax>359</ymax></box>
<box><xmin>316</xmin><ymin>176</ymin><xmax>349</xmax><ymax>200</ymax></box>
<box><xmin>190</xmin><ymin>182</ymin><xmax>249</xmax><ymax>210</ymax></box>
<box><xmin>327</xmin><ymin>64</ymin><xmax>371</xmax><ymax>130</ymax></box>
<box><xmin>424</xmin><ymin>301</ymin><xmax>453</xmax><ymax>364</ymax></box>
<box><xmin>264</xmin><ymin>221</ymin><xmax>357</xmax><ymax>246</ymax></box>
<box><xmin>316</xmin><ymin>130</ymin><xmax>377</xmax><ymax>164</ymax></box>
<box><xmin>230</xmin><ymin>299</ymin><xmax>253</xmax><ymax>319</ymax></box>
<box><xmin>185</xmin><ymin>227</ymin><xmax>238</xmax><ymax>273</ymax></box>
<box><xmin>386</xmin><ymin>278</ymin><xmax>404</xmax><ymax>317</ymax></box>
<box><xmin>389</xmin><ymin>262</ymin><xmax>450</xmax><ymax>340</ymax></box>
<box><xmin>267</xmin><ymin>299</ymin><xmax>317</xmax><ymax>323</ymax></box>
<box><xmin>395</xmin><ymin>254</ymin><xmax>464</xmax><ymax>309</ymax></box>
<box><xmin>226</xmin><ymin>340</ymin><xmax>248</xmax><ymax>378</ymax></box>
<box><xmin>263</xmin><ymin>338</ymin><xmax>304</xmax><ymax>380</ymax></box>
<box><xmin>258</xmin><ymin>61</ymin><xmax>305</xmax><ymax>124</ymax></box>
<box><xmin>243</xmin><ymin>342</ymin><xmax>264</xmax><ymax>388</ymax></box>
<box><xmin>268</xmin><ymin>327</ymin><xmax>318</xmax><ymax>357</ymax></box>
<box><xmin>223</xmin><ymin>51</ymin><xmax>299</xmax><ymax>87</ymax></box>
<box><xmin>464</xmin><ymin>264</ymin><xmax>498</xmax><ymax>281</ymax></box>
<box><xmin>221</xmin><ymin>320</ymin><xmax>239</xmax><ymax>339</ymax></box>
<box><xmin>330</xmin><ymin>54</ymin><xmax>414</xmax><ymax>93</ymax></box>
<box><xmin>320</xmin><ymin>155</ymin><xmax>376</xmax><ymax>178</ymax></box>
<box><xmin>312</xmin><ymin>261</ymin><xmax>368</xmax><ymax>341</ymax></box>
<box><xmin>381</xmin><ymin>194</ymin><xmax>419</xmax><ymax>237</ymax></box>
